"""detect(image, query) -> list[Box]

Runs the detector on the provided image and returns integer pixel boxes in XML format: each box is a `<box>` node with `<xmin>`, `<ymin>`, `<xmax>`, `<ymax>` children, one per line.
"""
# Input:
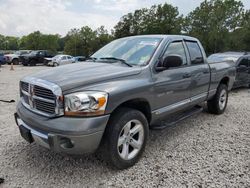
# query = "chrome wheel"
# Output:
<box><xmin>219</xmin><ymin>89</ymin><xmax>227</xmax><ymax>110</ymax></box>
<box><xmin>117</xmin><ymin>120</ymin><xmax>144</xmax><ymax>160</ymax></box>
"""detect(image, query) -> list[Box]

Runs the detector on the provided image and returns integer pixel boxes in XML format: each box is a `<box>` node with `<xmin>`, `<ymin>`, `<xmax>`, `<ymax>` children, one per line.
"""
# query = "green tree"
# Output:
<box><xmin>18</xmin><ymin>31</ymin><xmax>59</xmax><ymax>53</ymax></box>
<box><xmin>184</xmin><ymin>0</ymin><xmax>245</xmax><ymax>54</ymax></box>
<box><xmin>226</xmin><ymin>10</ymin><xmax>250</xmax><ymax>51</ymax></box>
<box><xmin>64</xmin><ymin>26</ymin><xmax>112</xmax><ymax>56</ymax></box>
<box><xmin>114</xmin><ymin>3</ymin><xmax>183</xmax><ymax>38</ymax></box>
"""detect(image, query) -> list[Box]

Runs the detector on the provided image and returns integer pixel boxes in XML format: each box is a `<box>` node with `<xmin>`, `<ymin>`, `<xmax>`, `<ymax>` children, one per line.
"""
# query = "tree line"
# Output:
<box><xmin>0</xmin><ymin>0</ymin><xmax>249</xmax><ymax>56</ymax></box>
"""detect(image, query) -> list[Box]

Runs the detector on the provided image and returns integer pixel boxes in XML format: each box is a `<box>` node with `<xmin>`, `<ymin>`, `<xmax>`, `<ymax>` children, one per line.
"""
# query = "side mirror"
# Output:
<box><xmin>156</xmin><ymin>55</ymin><xmax>183</xmax><ymax>72</ymax></box>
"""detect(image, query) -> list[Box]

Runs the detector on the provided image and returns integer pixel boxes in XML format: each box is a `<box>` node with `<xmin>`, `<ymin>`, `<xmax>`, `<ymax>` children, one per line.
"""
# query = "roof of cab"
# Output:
<box><xmin>122</xmin><ymin>34</ymin><xmax>199</xmax><ymax>41</ymax></box>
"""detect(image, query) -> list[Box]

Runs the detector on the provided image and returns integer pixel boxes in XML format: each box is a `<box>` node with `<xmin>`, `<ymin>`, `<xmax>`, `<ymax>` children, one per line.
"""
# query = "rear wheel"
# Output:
<box><xmin>53</xmin><ymin>62</ymin><xmax>59</xmax><ymax>67</ymax></box>
<box><xmin>101</xmin><ymin>107</ymin><xmax>149</xmax><ymax>169</ymax></box>
<box><xmin>207</xmin><ymin>84</ymin><xmax>228</xmax><ymax>114</ymax></box>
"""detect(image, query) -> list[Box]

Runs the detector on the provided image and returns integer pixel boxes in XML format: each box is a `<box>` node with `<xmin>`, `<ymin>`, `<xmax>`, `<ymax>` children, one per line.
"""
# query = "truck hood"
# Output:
<box><xmin>29</xmin><ymin>62</ymin><xmax>142</xmax><ymax>91</ymax></box>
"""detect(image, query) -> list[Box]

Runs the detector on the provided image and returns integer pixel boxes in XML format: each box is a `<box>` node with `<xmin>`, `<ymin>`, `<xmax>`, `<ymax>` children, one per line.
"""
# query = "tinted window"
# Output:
<box><xmin>186</xmin><ymin>41</ymin><xmax>204</xmax><ymax>64</ymax></box>
<box><xmin>239</xmin><ymin>58</ymin><xmax>249</xmax><ymax>67</ymax></box>
<box><xmin>163</xmin><ymin>41</ymin><xmax>187</xmax><ymax>66</ymax></box>
<box><xmin>38</xmin><ymin>51</ymin><xmax>45</xmax><ymax>56</ymax></box>
<box><xmin>78</xmin><ymin>58</ymin><xmax>85</xmax><ymax>61</ymax></box>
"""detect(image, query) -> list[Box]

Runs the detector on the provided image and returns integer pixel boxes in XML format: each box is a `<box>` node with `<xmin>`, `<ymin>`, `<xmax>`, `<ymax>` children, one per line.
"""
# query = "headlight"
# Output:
<box><xmin>64</xmin><ymin>91</ymin><xmax>108</xmax><ymax>116</ymax></box>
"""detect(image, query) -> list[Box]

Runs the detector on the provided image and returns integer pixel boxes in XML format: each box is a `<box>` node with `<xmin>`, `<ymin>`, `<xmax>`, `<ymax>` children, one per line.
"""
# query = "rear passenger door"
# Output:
<box><xmin>60</xmin><ymin>56</ymin><xmax>68</xmax><ymax>65</ymax></box>
<box><xmin>185</xmin><ymin>41</ymin><xmax>210</xmax><ymax>104</ymax></box>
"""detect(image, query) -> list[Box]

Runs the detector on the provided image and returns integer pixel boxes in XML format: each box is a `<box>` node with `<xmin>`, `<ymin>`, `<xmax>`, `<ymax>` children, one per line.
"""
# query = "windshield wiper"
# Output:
<box><xmin>100</xmin><ymin>57</ymin><xmax>132</xmax><ymax>67</ymax></box>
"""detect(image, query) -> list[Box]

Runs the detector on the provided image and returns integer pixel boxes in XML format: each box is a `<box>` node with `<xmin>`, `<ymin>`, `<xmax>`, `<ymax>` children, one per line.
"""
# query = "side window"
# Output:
<box><xmin>239</xmin><ymin>58</ymin><xmax>248</xmax><ymax>67</ymax></box>
<box><xmin>185</xmin><ymin>41</ymin><xmax>204</xmax><ymax>65</ymax></box>
<box><xmin>163</xmin><ymin>41</ymin><xmax>187</xmax><ymax>66</ymax></box>
<box><xmin>38</xmin><ymin>51</ymin><xmax>44</xmax><ymax>56</ymax></box>
<box><xmin>61</xmin><ymin>56</ymin><xmax>67</xmax><ymax>60</ymax></box>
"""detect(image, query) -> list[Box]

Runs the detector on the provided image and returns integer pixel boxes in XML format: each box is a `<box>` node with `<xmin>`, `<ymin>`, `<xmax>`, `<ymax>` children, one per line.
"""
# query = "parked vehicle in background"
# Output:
<box><xmin>208</xmin><ymin>52</ymin><xmax>250</xmax><ymax>88</ymax></box>
<box><xmin>19</xmin><ymin>50</ymin><xmax>55</xmax><ymax>66</ymax></box>
<box><xmin>74</xmin><ymin>56</ymin><xmax>86</xmax><ymax>63</ymax></box>
<box><xmin>0</xmin><ymin>53</ymin><xmax>6</xmax><ymax>65</ymax></box>
<box><xmin>4</xmin><ymin>50</ymin><xmax>31</xmax><ymax>65</ymax></box>
<box><xmin>15</xmin><ymin>35</ymin><xmax>236</xmax><ymax>169</ymax></box>
<box><xmin>47</xmin><ymin>55</ymin><xmax>75</xmax><ymax>66</ymax></box>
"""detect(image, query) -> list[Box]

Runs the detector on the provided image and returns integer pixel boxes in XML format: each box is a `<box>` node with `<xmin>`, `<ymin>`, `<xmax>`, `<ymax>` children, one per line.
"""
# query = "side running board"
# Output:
<box><xmin>151</xmin><ymin>106</ymin><xmax>203</xmax><ymax>130</ymax></box>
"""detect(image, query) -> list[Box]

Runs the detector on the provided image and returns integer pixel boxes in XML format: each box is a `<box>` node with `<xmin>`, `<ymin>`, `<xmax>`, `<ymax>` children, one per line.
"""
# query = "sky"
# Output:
<box><xmin>0</xmin><ymin>0</ymin><xmax>249</xmax><ymax>37</ymax></box>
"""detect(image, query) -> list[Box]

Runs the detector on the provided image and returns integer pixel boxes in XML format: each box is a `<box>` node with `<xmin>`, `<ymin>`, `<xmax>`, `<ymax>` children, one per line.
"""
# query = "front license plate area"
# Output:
<box><xmin>19</xmin><ymin>126</ymin><xmax>34</xmax><ymax>143</ymax></box>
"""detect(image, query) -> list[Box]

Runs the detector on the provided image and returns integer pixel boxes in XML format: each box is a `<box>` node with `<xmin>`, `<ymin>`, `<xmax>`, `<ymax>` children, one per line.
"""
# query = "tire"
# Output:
<box><xmin>207</xmin><ymin>84</ymin><xmax>228</xmax><ymax>115</ymax></box>
<box><xmin>12</xmin><ymin>59</ymin><xmax>19</xmax><ymax>65</ymax></box>
<box><xmin>30</xmin><ymin>60</ymin><xmax>36</xmax><ymax>66</ymax></box>
<box><xmin>53</xmin><ymin>62</ymin><xmax>59</xmax><ymax>67</ymax></box>
<box><xmin>101</xmin><ymin>107</ymin><xmax>149</xmax><ymax>169</ymax></box>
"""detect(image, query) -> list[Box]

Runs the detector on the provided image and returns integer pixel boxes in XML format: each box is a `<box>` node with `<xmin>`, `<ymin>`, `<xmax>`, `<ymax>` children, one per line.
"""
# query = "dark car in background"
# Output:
<box><xmin>74</xmin><ymin>56</ymin><xmax>86</xmax><ymax>63</ymax></box>
<box><xmin>19</xmin><ymin>50</ymin><xmax>55</xmax><ymax>66</ymax></box>
<box><xmin>208</xmin><ymin>52</ymin><xmax>250</xmax><ymax>88</ymax></box>
<box><xmin>0</xmin><ymin>53</ymin><xmax>6</xmax><ymax>65</ymax></box>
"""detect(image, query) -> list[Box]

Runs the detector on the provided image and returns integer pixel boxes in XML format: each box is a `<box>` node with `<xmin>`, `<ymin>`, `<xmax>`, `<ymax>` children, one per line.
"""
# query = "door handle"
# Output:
<box><xmin>183</xmin><ymin>73</ymin><xmax>191</xmax><ymax>78</ymax></box>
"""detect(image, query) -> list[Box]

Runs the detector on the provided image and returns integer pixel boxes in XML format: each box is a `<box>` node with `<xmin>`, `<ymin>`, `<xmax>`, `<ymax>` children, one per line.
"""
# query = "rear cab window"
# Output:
<box><xmin>185</xmin><ymin>41</ymin><xmax>204</xmax><ymax>65</ymax></box>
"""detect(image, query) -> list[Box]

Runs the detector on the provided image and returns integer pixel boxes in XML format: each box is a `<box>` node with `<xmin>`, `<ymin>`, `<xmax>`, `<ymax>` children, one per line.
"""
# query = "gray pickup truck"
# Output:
<box><xmin>15</xmin><ymin>35</ymin><xmax>236</xmax><ymax>169</ymax></box>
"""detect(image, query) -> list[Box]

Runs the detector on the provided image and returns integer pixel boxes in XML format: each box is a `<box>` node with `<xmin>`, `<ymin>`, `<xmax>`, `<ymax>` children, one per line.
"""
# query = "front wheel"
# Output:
<box><xmin>207</xmin><ymin>84</ymin><xmax>228</xmax><ymax>114</ymax></box>
<box><xmin>101</xmin><ymin>107</ymin><xmax>149</xmax><ymax>169</ymax></box>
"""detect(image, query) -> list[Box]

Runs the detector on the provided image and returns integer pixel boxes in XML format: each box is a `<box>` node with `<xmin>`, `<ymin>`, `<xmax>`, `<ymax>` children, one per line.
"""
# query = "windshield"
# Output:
<box><xmin>30</xmin><ymin>51</ymin><xmax>38</xmax><ymax>56</ymax></box>
<box><xmin>91</xmin><ymin>37</ymin><xmax>162</xmax><ymax>66</ymax></box>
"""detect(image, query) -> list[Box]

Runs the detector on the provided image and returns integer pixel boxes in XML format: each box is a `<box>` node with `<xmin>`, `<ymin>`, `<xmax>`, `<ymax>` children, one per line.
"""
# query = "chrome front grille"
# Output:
<box><xmin>34</xmin><ymin>85</ymin><xmax>55</xmax><ymax>100</ymax></box>
<box><xmin>21</xmin><ymin>82</ymin><xmax>29</xmax><ymax>92</ymax></box>
<box><xmin>20</xmin><ymin>77</ymin><xmax>63</xmax><ymax>117</ymax></box>
<box><xmin>34</xmin><ymin>99</ymin><xmax>56</xmax><ymax>114</ymax></box>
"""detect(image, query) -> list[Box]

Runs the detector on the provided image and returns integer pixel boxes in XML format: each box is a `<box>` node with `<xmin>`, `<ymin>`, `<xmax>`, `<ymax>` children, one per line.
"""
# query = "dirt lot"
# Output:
<box><xmin>0</xmin><ymin>65</ymin><xmax>250</xmax><ymax>188</ymax></box>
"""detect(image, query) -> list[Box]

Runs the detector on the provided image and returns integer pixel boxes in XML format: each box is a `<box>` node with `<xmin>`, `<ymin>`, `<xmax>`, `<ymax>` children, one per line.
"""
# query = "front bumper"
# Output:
<box><xmin>15</xmin><ymin>102</ymin><xmax>110</xmax><ymax>154</ymax></box>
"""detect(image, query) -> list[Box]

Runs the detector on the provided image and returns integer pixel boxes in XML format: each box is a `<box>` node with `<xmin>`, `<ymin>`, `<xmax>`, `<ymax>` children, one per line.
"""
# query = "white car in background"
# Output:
<box><xmin>47</xmin><ymin>55</ymin><xmax>75</xmax><ymax>66</ymax></box>
<box><xmin>5</xmin><ymin>50</ymin><xmax>31</xmax><ymax>65</ymax></box>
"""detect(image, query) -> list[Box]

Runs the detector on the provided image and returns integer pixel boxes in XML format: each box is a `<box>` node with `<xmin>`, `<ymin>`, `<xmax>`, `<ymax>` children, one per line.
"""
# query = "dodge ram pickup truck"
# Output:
<box><xmin>15</xmin><ymin>35</ymin><xmax>236</xmax><ymax>169</ymax></box>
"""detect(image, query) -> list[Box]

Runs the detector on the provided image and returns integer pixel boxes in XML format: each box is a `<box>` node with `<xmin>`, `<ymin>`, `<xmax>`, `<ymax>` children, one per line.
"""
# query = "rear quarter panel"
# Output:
<box><xmin>209</xmin><ymin>61</ymin><xmax>236</xmax><ymax>93</ymax></box>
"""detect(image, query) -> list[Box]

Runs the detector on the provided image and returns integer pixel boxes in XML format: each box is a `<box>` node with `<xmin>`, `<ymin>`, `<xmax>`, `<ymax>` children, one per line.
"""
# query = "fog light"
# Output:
<box><xmin>59</xmin><ymin>137</ymin><xmax>74</xmax><ymax>149</ymax></box>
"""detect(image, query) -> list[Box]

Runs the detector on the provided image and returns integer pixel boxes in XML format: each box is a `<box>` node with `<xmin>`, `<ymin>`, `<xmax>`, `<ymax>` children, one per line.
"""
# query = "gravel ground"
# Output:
<box><xmin>0</xmin><ymin>65</ymin><xmax>250</xmax><ymax>188</ymax></box>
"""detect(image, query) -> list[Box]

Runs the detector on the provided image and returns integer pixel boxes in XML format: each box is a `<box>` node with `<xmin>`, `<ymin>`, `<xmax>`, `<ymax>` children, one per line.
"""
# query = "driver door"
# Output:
<box><xmin>152</xmin><ymin>40</ymin><xmax>192</xmax><ymax>119</ymax></box>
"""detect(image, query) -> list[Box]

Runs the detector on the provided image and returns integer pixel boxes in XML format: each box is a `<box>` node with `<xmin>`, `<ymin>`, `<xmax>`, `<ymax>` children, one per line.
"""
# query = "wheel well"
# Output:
<box><xmin>219</xmin><ymin>77</ymin><xmax>229</xmax><ymax>87</ymax></box>
<box><xmin>113</xmin><ymin>99</ymin><xmax>152</xmax><ymax>124</ymax></box>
